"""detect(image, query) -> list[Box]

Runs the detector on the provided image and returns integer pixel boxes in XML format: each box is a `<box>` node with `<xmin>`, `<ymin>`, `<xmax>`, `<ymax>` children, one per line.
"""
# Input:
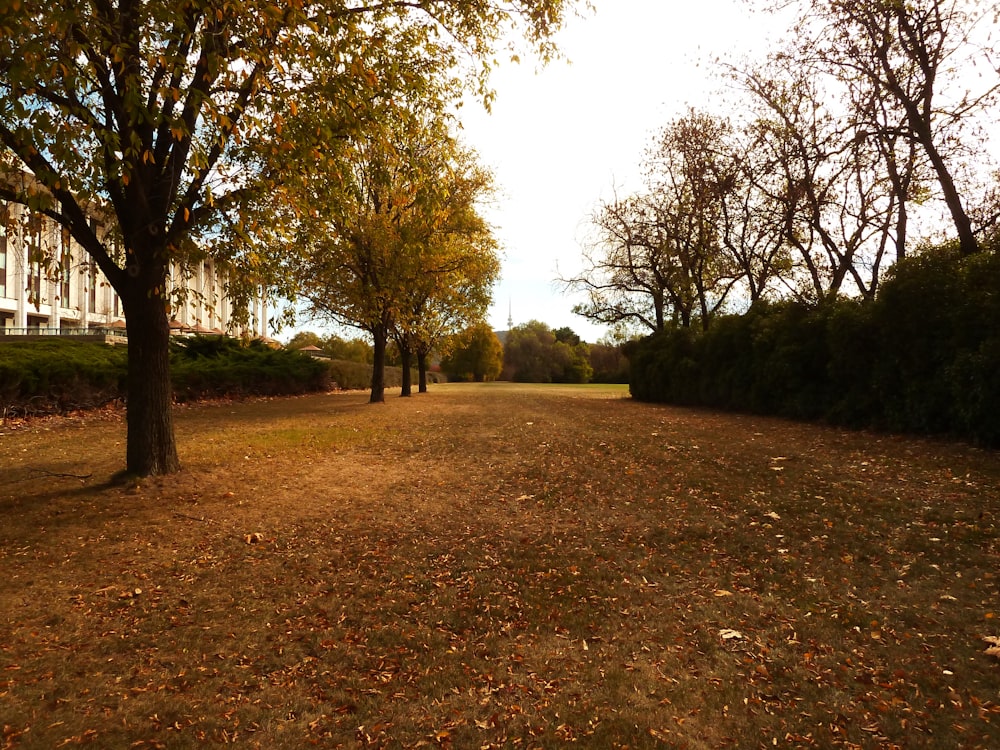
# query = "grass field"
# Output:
<box><xmin>2</xmin><ymin>383</ymin><xmax>1000</xmax><ymax>748</ymax></box>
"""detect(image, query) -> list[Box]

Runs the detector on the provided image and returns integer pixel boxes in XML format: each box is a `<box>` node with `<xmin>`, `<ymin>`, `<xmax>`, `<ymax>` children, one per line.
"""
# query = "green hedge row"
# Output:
<box><xmin>326</xmin><ymin>359</ymin><xmax>445</xmax><ymax>391</ymax></box>
<box><xmin>170</xmin><ymin>336</ymin><xmax>331</xmax><ymax>402</ymax></box>
<box><xmin>0</xmin><ymin>338</ymin><xmax>128</xmax><ymax>416</ymax></box>
<box><xmin>0</xmin><ymin>336</ymin><xmax>332</xmax><ymax>416</ymax></box>
<box><xmin>628</xmin><ymin>245</ymin><xmax>1000</xmax><ymax>445</ymax></box>
<box><xmin>0</xmin><ymin>336</ymin><xmax>452</xmax><ymax>417</ymax></box>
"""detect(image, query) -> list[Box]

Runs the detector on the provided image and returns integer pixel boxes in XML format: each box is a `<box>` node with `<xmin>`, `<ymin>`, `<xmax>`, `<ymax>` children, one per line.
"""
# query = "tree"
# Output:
<box><xmin>739</xmin><ymin>62</ymin><xmax>902</xmax><ymax>302</ymax></box>
<box><xmin>553</xmin><ymin>326</ymin><xmax>593</xmax><ymax>383</ymax></box>
<box><xmin>440</xmin><ymin>322</ymin><xmax>504</xmax><ymax>382</ymax></box>
<box><xmin>643</xmin><ymin>110</ymin><xmax>743</xmax><ymax>329</ymax></box>
<box><xmin>292</xmin><ymin>101</ymin><xmax>425</xmax><ymax>403</ymax></box>
<box><xmin>324</xmin><ymin>335</ymin><xmax>373</xmax><ymax>365</ymax></box>
<box><xmin>567</xmin><ymin>191</ymin><xmax>676</xmax><ymax>334</ymax></box>
<box><xmin>781</xmin><ymin>0</ymin><xmax>1000</xmax><ymax>256</ymax></box>
<box><xmin>390</xmin><ymin>149</ymin><xmax>500</xmax><ymax>395</ymax></box>
<box><xmin>292</xmin><ymin>100</ymin><xmax>498</xmax><ymax>402</ymax></box>
<box><xmin>286</xmin><ymin>331</ymin><xmax>324</xmax><ymax>351</ymax></box>
<box><xmin>0</xmin><ymin>0</ymin><xmax>579</xmax><ymax>475</ymax></box>
<box><xmin>502</xmin><ymin>320</ymin><xmax>591</xmax><ymax>383</ymax></box>
<box><xmin>588</xmin><ymin>341</ymin><xmax>630</xmax><ymax>384</ymax></box>
<box><xmin>565</xmin><ymin>111</ymin><xmax>744</xmax><ymax>333</ymax></box>
<box><xmin>714</xmin><ymin>116</ymin><xmax>793</xmax><ymax>303</ymax></box>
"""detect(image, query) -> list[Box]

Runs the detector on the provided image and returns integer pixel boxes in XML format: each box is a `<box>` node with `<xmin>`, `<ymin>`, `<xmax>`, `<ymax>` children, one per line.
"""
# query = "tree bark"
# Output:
<box><xmin>122</xmin><ymin>277</ymin><xmax>180</xmax><ymax>476</ymax></box>
<box><xmin>399</xmin><ymin>343</ymin><xmax>412</xmax><ymax>397</ymax></box>
<box><xmin>918</xmin><ymin>127</ymin><xmax>979</xmax><ymax>256</ymax></box>
<box><xmin>868</xmin><ymin>4</ymin><xmax>980</xmax><ymax>256</ymax></box>
<box><xmin>370</xmin><ymin>327</ymin><xmax>387</xmax><ymax>403</ymax></box>
<box><xmin>417</xmin><ymin>350</ymin><xmax>429</xmax><ymax>393</ymax></box>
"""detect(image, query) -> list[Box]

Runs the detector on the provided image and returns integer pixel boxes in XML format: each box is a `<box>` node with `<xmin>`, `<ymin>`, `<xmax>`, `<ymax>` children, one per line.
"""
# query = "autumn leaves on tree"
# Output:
<box><xmin>0</xmin><ymin>0</ymin><xmax>578</xmax><ymax>474</ymax></box>
<box><xmin>283</xmin><ymin>102</ymin><xmax>500</xmax><ymax>403</ymax></box>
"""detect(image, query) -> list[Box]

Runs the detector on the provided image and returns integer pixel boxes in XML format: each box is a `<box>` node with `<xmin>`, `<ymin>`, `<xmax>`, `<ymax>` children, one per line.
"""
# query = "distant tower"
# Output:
<box><xmin>507</xmin><ymin>298</ymin><xmax>513</xmax><ymax>330</ymax></box>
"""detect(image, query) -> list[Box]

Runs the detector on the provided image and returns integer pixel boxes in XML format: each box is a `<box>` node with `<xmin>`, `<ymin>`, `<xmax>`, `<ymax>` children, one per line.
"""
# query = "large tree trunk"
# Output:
<box><xmin>122</xmin><ymin>279</ymin><xmax>180</xmax><ymax>476</ymax></box>
<box><xmin>370</xmin><ymin>327</ymin><xmax>387</xmax><ymax>403</ymax></box>
<box><xmin>417</xmin><ymin>350</ymin><xmax>429</xmax><ymax>393</ymax></box>
<box><xmin>399</xmin><ymin>343</ymin><xmax>412</xmax><ymax>397</ymax></box>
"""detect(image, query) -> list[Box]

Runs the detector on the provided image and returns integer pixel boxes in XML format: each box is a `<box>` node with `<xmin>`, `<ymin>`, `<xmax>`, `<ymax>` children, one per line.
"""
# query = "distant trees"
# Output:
<box><xmin>587</xmin><ymin>341</ymin><xmax>630</xmax><ymax>384</ymax></box>
<box><xmin>287</xmin><ymin>332</ymin><xmax>373</xmax><ymax>364</ymax></box>
<box><xmin>286</xmin><ymin>332</ymin><xmax>325</xmax><ymax>351</ymax></box>
<box><xmin>440</xmin><ymin>323</ymin><xmax>504</xmax><ymax>382</ymax></box>
<box><xmin>325</xmin><ymin>336</ymin><xmax>375</xmax><ymax>365</ymax></box>
<box><xmin>502</xmin><ymin>321</ymin><xmax>592</xmax><ymax>383</ymax></box>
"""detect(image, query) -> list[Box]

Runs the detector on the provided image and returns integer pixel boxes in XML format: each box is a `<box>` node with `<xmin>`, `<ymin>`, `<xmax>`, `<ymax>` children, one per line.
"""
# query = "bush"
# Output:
<box><xmin>0</xmin><ymin>339</ymin><xmax>127</xmax><ymax>416</ymax></box>
<box><xmin>326</xmin><ymin>359</ymin><xmax>443</xmax><ymax>391</ymax></box>
<box><xmin>170</xmin><ymin>336</ymin><xmax>331</xmax><ymax>401</ymax></box>
<box><xmin>326</xmin><ymin>359</ymin><xmax>374</xmax><ymax>390</ymax></box>
<box><xmin>1</xmin><ymin>336</ymin><xmax>333</xmax><ymax>416</ymax></box>
<box><xmin>628</xmin><ymin>244</ymin><xmax>1000</xmax><ymax>446</ymax></box>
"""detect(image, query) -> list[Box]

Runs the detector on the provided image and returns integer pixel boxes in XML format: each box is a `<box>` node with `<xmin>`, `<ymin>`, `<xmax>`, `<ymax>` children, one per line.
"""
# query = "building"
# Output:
<box><xmin>0</xmin><ymin>194</ymin><xmax>269</xmax><ymax>340</ymax></box>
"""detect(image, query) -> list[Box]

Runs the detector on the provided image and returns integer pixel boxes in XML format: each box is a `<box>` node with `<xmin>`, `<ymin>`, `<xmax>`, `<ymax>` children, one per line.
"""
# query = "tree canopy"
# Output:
<box><xmin>287</xmin><ymin>99</ymin><xmax>499</xmax><ymax>402</ymax></box>
<box><xmin>0</xmin><ymin>0</ymin><xmax>579</xmax><ymax>473</ymax></box>
<box><xmin>502</xmin><ymin>320</ymin><xmax>591</xmax><ymax>383</ymax></box>
<box><xmin>440</xmin><ymin>322</ymin><xmax>504</xmax><ymax>382</ymax></box>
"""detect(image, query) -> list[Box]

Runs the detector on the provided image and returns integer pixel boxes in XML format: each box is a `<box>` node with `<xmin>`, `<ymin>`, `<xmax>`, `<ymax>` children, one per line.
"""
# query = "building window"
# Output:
<box><xmin>60</xmin><ymin>230</ymin><xmax>72</xmax><ymax>309</ymax></box>
<box><xmin>89</xmin><ymin>264</ymin><xmax>97</xmax><ymax>310</ymax></box>
<box><xmin>61</xmin><ymin>266</ymin><xmax>71</xmax><ymax>307</ymax></box>
<box><xmin>29</xmin><ymin>261</ymin><xmax>42</xmax><ymax>307</ymax></box>
<box><xmin>0</xmin><ymin>228</ymin><xmax>7</xmax><ymax>298</ymax></box>
<box><xmin>204</xmin><ymin>260</ymin><xmax>215</xmax><ymax>327</ymax></box>
<box><xmin>27</xmin><ymin>219</ymin><xmax>44</xmax><ymax>307</ymax></box>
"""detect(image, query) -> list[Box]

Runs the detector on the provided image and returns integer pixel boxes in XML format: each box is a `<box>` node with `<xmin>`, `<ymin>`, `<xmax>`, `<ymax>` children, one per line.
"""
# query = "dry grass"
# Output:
<box><xmin>2</xmin><ymin>382</ymin><xmax>1000</xmax><ymax>749</ymax></box>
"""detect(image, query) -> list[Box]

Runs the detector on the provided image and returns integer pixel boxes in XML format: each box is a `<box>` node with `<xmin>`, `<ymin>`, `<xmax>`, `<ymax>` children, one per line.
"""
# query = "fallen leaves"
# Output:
<box><xmin>983</xmin><ymin>636</ymin><xmax>1000</xmax><ymax>658</ymax></box>
<box><xmin>5</xmin><ymin>387</ymin><xmax>1000</xmax><ymax>748</ymax></box>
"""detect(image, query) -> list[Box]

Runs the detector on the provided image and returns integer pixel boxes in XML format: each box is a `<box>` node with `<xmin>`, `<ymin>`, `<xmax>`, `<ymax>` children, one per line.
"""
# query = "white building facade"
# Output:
<box><xmin>0</xmin><ymin>199</ymin><xmax>269</xmax><ymax>339</ymax></box>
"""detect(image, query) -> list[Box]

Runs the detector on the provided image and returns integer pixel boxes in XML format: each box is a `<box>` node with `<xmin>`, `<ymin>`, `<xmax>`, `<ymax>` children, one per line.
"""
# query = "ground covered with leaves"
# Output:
<box><xmin>2</xmin><ymin>383</ymin><xmax>1000</xmax><ymax>749</ymax></box>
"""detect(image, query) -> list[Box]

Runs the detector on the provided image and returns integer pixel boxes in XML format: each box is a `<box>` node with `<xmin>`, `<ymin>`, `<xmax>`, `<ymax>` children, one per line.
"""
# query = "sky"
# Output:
<box><xmin>460</xmin><ymin>0</ymin><xmax>782</xmax><ymax>342</ymax></box>
<box><xmin>280</xmin><ymin>0</ymin><xmax>784</xmax><ymax>345</ymax></box>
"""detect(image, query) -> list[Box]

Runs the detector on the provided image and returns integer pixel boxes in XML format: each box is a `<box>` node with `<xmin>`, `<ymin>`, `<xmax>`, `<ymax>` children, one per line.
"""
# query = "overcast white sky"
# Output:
<box><xmin>282</xmin><ymin>0</ymin><xmax>784</xmax><ymax>344</ymax></box>
<box><xmin>460</xmin><ymin>0</ymin><xmax>782</xmax><ymax>342</ymax></box>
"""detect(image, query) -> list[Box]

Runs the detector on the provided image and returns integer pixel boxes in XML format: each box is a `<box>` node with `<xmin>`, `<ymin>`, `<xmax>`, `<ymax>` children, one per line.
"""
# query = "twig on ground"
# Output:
<box><xmin>33</xmin><ymin>469</ymin><xmax>94</xmax><ymax>480</ymax></box>
<box><xmin>172</xmin><ymin>511</ymin><xmax>217</xmax><ymax>524</ymax></box>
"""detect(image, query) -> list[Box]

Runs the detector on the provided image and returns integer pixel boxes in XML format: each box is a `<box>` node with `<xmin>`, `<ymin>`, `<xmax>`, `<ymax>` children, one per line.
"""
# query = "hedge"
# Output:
<box><xmin>1</xmin><ymin>336</ymin><xmax>330</xmax><ymax>417</ymax></box>
<box><xmin>0</xmin><ymin>339</ymin><xmax>128</xmax><ymax>416</ymax></box>
<box><xmin>628</xmin><ymin>244</ymin><xmax>1000</xmax><ymax>446</ymax></box>
<box><xmin>1</xmin><ymin>336</ymin><xmax>449</xmax><ymax>417</ymax></box>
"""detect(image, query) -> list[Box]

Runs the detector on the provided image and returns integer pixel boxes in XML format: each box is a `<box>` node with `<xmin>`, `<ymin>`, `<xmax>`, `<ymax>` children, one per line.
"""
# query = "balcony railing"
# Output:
<box><xmin>0</xmin><ymin>326</ymin><xmax>128</xmax><ymax>339</ymax></box>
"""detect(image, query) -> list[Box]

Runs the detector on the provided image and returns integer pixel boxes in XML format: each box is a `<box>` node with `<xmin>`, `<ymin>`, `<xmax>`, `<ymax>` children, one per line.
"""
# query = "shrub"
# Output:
<box><xmin>0</xmin><ymin>339</ymin><xmax>127</xmax><ymax>416</ymax></box>
<box><xmin>326</xmin><ymin>359</ymin><xmax>374</xmax><ymax>391</ymax></box>
<box><xmin>628</xmin><ymin>243</ymin><xmax>1000</xmax><ymax>446</ymax></box>
<box><xmin>170</xmin><ymin>336</ymin><xmax>330</xmax><ymax>401</ymax></box>
<box><xmin>1</xmin><ymin>336</ymin><xmax>333</xmax><ymax>416</ymax></box>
